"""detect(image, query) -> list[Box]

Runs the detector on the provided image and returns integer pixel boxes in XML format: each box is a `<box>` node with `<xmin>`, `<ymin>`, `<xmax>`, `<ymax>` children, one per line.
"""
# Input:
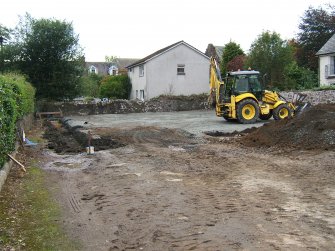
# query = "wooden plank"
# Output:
<box><xmin>7</xmin><ymin>154</ymin><xmax>26</xmax><ymax>172</ymax></box>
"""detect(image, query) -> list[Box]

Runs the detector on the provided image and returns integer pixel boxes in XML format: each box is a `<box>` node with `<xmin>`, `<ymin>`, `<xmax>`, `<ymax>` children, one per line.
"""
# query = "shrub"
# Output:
<box><xmin>0</xmin><ymin>74</ymin><xmax>35</xmax><ymax>167</ymax></box>
<box><xmin>283</xmin><ymin>62</ymin><xmax>318</xmax><ymax>90</ymax></box>
<box><xmin>79</xmin><ymin>73</ymin><xmax>102</xmax><ymax>98</ymax></box>
<box><xmin>99</xmin><ymin>75</ymin><xmax>131</xmax><ymax>99</ymax></box>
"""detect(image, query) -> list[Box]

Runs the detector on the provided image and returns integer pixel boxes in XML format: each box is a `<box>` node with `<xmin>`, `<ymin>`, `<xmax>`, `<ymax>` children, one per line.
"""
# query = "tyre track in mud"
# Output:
<box><xmin>43</xmin><ymin>126</ymin><xmax>335</xmax><ymax>250</ymax></box>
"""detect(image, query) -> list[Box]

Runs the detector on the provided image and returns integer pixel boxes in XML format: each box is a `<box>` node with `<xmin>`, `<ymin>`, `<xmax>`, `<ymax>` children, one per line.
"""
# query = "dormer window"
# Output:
<box><xmin>109</xmin><ymin>65</ymin><xmax>119</xmax><ymax>76</ymax></box>
<box><xmin>89</xmin><ymin>65</ymin><xmax>97</xmax><ymax>74</ymax></box>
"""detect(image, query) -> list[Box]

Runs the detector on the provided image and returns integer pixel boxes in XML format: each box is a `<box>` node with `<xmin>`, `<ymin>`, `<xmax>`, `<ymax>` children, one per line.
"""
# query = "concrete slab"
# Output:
<box><xmin>65</xmin><ymin>110</ymin><xmax>266</xmax><ymax>136</ymax></box>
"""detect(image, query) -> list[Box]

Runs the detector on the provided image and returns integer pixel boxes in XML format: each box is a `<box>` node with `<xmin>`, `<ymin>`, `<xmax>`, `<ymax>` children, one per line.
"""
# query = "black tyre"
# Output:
<box><xmin>223</xmin><ymin>115</ymin><xmax>235</xmax><ymax>122</ymax></box>
<box><xmin>259</xmin><ymin>111</ymin><xmax>272</xmax><ymax>120</ymax></box>
<box><xmin>236</xmin><ymin>99</ymin><xmax>260</xmax><ymax>124</ymax></box>
<box><xmin>273</xmin><ymin>103</ymin><xmax>292</xmax><ymax>120</ymax></box>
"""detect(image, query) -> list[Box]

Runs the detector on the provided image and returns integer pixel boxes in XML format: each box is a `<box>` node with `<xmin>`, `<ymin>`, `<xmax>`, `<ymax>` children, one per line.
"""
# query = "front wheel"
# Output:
<box><xmin>236</xmin><ymin>99</ymin><xmax>260</xmax><ymax>124</ymax></box>
<box><xmin>273</xmin><ymin>103</ymin><xmax>292</xmax><ymax>120</ymax></box>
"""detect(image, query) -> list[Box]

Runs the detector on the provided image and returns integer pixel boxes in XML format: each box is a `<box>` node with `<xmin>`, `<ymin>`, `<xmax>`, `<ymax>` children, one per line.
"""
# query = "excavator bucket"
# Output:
<box><xmin>292</xmin><ymin>93</ymin><xmax>311</xmax><ymax>114</ymax></box>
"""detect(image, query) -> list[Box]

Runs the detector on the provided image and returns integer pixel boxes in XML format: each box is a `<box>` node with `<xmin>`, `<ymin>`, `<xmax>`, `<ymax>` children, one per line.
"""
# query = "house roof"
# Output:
<box><xmin>86</xmin><ymin>58</ymin><xmax>139</xmax><ymax>74</ymax></box>
<box><xmin>126</xmin><ymin>41</ymin><xmax>209</xmax><ymax>68</ymax></box>
<box><xmin>205</xmin><ymin>44</ymin><xmax>224</xmax><ymax>63</ymax></box>
<box><xmin>214</xmin><ymin>46</ymin><xmax>224</xmax><ymax>61</ymax></box>
<box><xmin>316</xmin><ymin>34</ymin><xmax>335</xmax><ymax>56</ymax></box>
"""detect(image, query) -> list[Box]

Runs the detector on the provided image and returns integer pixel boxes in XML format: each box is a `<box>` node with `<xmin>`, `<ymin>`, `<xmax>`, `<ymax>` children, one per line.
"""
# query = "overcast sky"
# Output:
<box><xmin>1</xmin><ymin>0</ymin><xmax>331</xmax><ymax>61</ymax></box>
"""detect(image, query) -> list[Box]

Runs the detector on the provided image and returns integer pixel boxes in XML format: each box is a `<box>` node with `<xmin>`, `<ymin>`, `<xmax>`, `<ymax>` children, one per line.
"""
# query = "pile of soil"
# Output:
<box><xmin>241</xmin><ymin>104</ymin><xmax>335</xmax><ymax>150</ymax></box>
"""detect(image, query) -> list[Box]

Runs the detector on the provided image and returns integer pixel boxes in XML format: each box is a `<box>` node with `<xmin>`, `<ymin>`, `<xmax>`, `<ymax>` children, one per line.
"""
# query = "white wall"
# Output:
<box><xmin>319</xmin><ymin>54</ymin><xmax>335</xmax><ymax>86</ymax></box>
<box><xmin>146</xmin><ymin>44</ymin><xmax>209</xmax><ymax>100</ymax></box>
<box><xmin>129</xmin><ymin>64</ymin><xmax>147</xmax><ymax>100</ymax></box>
<box><xmin>129</xmin><ymin>43</ymin><xmax>210</xmax><ymax>100</ymax></box>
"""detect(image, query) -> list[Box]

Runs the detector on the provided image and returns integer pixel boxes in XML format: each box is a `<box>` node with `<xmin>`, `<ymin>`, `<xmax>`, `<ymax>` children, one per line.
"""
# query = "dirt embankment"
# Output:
<box><xmin>241</xmin><ymin>104</ymin><xmax>335</xmax><ymax>150</ymax></box>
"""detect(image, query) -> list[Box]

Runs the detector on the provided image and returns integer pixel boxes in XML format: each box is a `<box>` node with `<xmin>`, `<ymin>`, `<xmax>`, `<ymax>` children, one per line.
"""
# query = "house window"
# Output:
<box><xmin>109</xmin><ymin>65</ymin><xmax>118</xmax><ymax>76</ymax></box>
<box><xmin>177</xmin><ymin>64</ymin><xmax>185</xmax><ymax>75</ymax></box>
<box><xmin>140</xmin><ymin>90</ymin><xmax>145</xmax><ymax>100</ymax></box>
<box><xmin>326</xmin><ymin>56</ymin><xmax>335</xmax><ymax>78</ymax></box>
<box><xmin>136</xmin><ymin>90</ymin><xmax>138</xmax><ymax>99</ymax></box>
<box><xmin>89</xmin><ymin>65</ymin><xmax>97</xmax><ymax>74</ymax></box>
<box><xmin>139</xmin><ymin>65</ymin><xmax>144</xmax><ymax>77</ymax></box>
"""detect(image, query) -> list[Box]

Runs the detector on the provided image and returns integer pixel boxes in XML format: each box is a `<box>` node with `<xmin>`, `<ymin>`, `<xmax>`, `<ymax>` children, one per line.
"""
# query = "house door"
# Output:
<box><xmin>140</xmin><ymin>90</ymin><xmax>145</xmax><ymax>101</ymax></box>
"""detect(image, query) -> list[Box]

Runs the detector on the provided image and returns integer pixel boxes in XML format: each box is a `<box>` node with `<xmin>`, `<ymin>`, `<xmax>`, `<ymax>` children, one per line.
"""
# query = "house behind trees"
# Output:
<box><xmin>316</xmin><ymin>34</ymin><xmax>335</xmax><ymax>86</ymax></box>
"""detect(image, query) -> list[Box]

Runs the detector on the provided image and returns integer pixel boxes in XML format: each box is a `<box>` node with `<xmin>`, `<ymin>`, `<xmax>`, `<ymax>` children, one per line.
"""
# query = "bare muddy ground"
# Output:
<box><xmin>41</xmin><ymin>110</ymin><xmax>335</xmax><ymax>250</ymax></box>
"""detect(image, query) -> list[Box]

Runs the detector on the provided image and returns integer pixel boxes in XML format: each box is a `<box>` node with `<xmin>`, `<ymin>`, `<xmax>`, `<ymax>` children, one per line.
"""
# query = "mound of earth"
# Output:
<box><xmin>241</xmin><ymin>104</ymin><xmax>335</xmax><ymax>150</ymax></box>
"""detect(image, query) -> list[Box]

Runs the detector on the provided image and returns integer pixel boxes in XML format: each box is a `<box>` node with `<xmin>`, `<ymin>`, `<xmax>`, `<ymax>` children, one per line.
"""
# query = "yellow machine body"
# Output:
<box><xmin>209</xmin><ymin>57</ymin><xmax>296</xmax><ymax>124</ymax></box>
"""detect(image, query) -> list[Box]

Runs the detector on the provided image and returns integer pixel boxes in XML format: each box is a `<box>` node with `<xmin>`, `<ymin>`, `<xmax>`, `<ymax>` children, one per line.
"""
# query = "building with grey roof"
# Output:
<box><xmin>316</xmin><ymin>34</ymin><xmax>335</xmax><ymax>86</ymax></box>
<box><xmin>126</xmin><ymin>41</ymin><xmax>210</xmax><ymax>101</ymax></box>
<box><xmin>205</xmin><ymin>44</ymin><xmax>224</xmax><ymax>65</ymax></box>
<box><xmin>85</xmin><ymin>58</ymin><xmax>139</xmax><ymax>76</ymax></box>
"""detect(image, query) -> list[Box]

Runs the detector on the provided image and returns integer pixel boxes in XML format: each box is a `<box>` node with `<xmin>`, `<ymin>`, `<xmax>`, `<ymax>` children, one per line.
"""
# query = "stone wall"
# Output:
<box><xmin>36</xmin><ymin>91</ymin><xmax>335</xmax><ymax>117</ymax></box>
<box><xmin>280</xmin><ymin>90</ymin><xmax>335</xmax><ymax>105</ymax></box>
<box><xmin>36</xmin><ymin>95</ymin><xmax>210</xmax><ymax>116</ymax></box>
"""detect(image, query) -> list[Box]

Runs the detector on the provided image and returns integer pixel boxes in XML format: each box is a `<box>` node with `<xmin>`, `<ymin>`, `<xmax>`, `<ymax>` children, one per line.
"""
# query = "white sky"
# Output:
<box><xmin>0</xmin><ymin>0</ymin><xmax>331</xmax><ymax>61</ymax></box>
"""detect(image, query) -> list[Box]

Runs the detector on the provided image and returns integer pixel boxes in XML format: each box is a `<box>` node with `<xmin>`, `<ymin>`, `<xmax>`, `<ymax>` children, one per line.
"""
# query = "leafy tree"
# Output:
<box><xmin>283</xmin><ymin>62</ymin><xmax>318</xmax><ymax>90</ymax></box>
<box><xmin>246</xmin><ymin>31</ymin><xmax>294</xmax><ymax>90</ymax></box>
<box><xmin>296</xmin><ymin>5</ymin><xmax>335</xmax><ymax>71</ymax></box>
<box><xmin>0</xmin><ymin>24</ymin><xmax>12</xmax><ymax>72</ymax></box>
<box><xmin>79</xmin><ymin>73</ymin><xmax>102</xmax><ymax>97</ymax></box>
<box><xmin>15</xmin><ymin>14</ymin><xmax>84</xmax><ymax>100</ymax></box>
<box><xmin>99</xmin><ymin>75</ymin><xmax>131</xmax><ymax>99</ymax></box>
<box><xmin>226</xmin><ymin>55</ymin><xmax>246</xmax><ymax>72</ymax></box>
<box><xmin>221</xmin><ymin>41</ymin><xmax>244</xmax><ymax>76</ymax></box>
<box><xmin>105</xmin><ymin>55</ymin><xmax>118</xmax><ymax>64</ymax></box>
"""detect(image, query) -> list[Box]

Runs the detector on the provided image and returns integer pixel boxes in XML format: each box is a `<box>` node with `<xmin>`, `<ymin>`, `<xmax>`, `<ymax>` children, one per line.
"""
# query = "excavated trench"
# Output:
<box><xmin>43</xmin><ymin>119</ymin><xmax>198</xmax><ymax>154</ymax></box>
<box><xmin>43</xmin><ymin>120</ymin><xmax>125</xmax><ymax>154</ymax></box>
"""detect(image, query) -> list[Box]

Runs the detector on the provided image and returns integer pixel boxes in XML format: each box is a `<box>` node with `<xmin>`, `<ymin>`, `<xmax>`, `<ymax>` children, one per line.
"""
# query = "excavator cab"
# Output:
<box><xmin>224</xmin><ymin>71</ymin><xmax>263</xmax><ymax>101</ymax></box>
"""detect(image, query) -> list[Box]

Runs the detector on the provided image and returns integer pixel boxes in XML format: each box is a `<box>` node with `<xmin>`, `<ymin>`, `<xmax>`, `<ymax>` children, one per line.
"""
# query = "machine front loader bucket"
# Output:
<box><xmin>292</xmin><ymin>93</ymin><xmax>311</xmax><ymax>115</ymax></box>
<box><xmin>295</xmin><ymin>102</ymin><xmax>311</xmax><ymax>114</ymax></box>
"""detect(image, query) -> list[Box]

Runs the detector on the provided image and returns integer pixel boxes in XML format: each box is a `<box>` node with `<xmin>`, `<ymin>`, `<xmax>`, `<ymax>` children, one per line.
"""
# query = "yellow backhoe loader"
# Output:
<box><xmin>209</xmin><ymin>57</ymin><xmax>307</xmax><ymax>124</ymax></box>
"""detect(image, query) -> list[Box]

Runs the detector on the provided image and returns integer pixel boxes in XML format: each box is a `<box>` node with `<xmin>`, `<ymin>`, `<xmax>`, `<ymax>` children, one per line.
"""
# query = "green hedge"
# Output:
<box><xmin>0</xmin><ymin>74</ymin><xmax>35</xmax><ymax>168</ymax></box>
<box><xmin>99</xmin><ymin>75</ymin><xmax>131</xmax><ymax>99</ymax></box>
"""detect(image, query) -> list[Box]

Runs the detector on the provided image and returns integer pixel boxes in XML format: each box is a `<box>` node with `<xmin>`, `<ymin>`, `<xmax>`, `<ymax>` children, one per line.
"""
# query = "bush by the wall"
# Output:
<box><xmin>99</xmin><ymin>75</ymin><xmax>131</xmax><ymax>99</ymax></box>
<box><xmin>0</xmin><ymin>74</ymin><xmax>35</xmax><ymax>168</ymax></box>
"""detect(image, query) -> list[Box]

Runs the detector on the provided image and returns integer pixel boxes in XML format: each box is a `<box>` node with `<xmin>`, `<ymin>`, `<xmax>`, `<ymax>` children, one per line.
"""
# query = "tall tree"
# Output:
<box><xmin>16</xmin><ymin>14</ymin><xmax>84</xmax><ymax>99</ymax></box>
<box><xmin>297</xmin><ymin>5</ymin><xmax>335</xmax><ymax>71</ymax></box>
<box><xmin>0</xmin><ymin>24</ymin><xmax>12</xmax><ymax>72</ymax></box>
<box><xmin>246</xmin><ymin>31</ymin><xmax>294</xmax><ymax>90</ymax></box>
<box><xmin>221</xmin><ymin>41</ymin><xmax>244</xmax><ymax>76</ymax></box>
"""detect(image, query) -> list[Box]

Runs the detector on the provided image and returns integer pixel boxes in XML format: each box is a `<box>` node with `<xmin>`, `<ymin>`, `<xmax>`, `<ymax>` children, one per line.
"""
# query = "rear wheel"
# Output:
<box><xmin>259</xmin><ymin>111</ymin><xmax>272</xmax><ymax>120</ymax></box>
<box><xmin>273</xmin><ymin>103</ymin><xmax>292</xmax><ymax>120</ymax></box>
<box><xmin>236</xmin><ymin>99</ymin><xmax>260</xmax><ymax>124</ymax></box>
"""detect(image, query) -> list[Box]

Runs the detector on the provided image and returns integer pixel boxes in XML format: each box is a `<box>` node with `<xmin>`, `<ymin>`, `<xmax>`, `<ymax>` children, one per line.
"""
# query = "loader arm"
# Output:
<box><xmin>209</xmin><ymin>57</ymin><xmax>224</xmax><ymax>107</ymax></box>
